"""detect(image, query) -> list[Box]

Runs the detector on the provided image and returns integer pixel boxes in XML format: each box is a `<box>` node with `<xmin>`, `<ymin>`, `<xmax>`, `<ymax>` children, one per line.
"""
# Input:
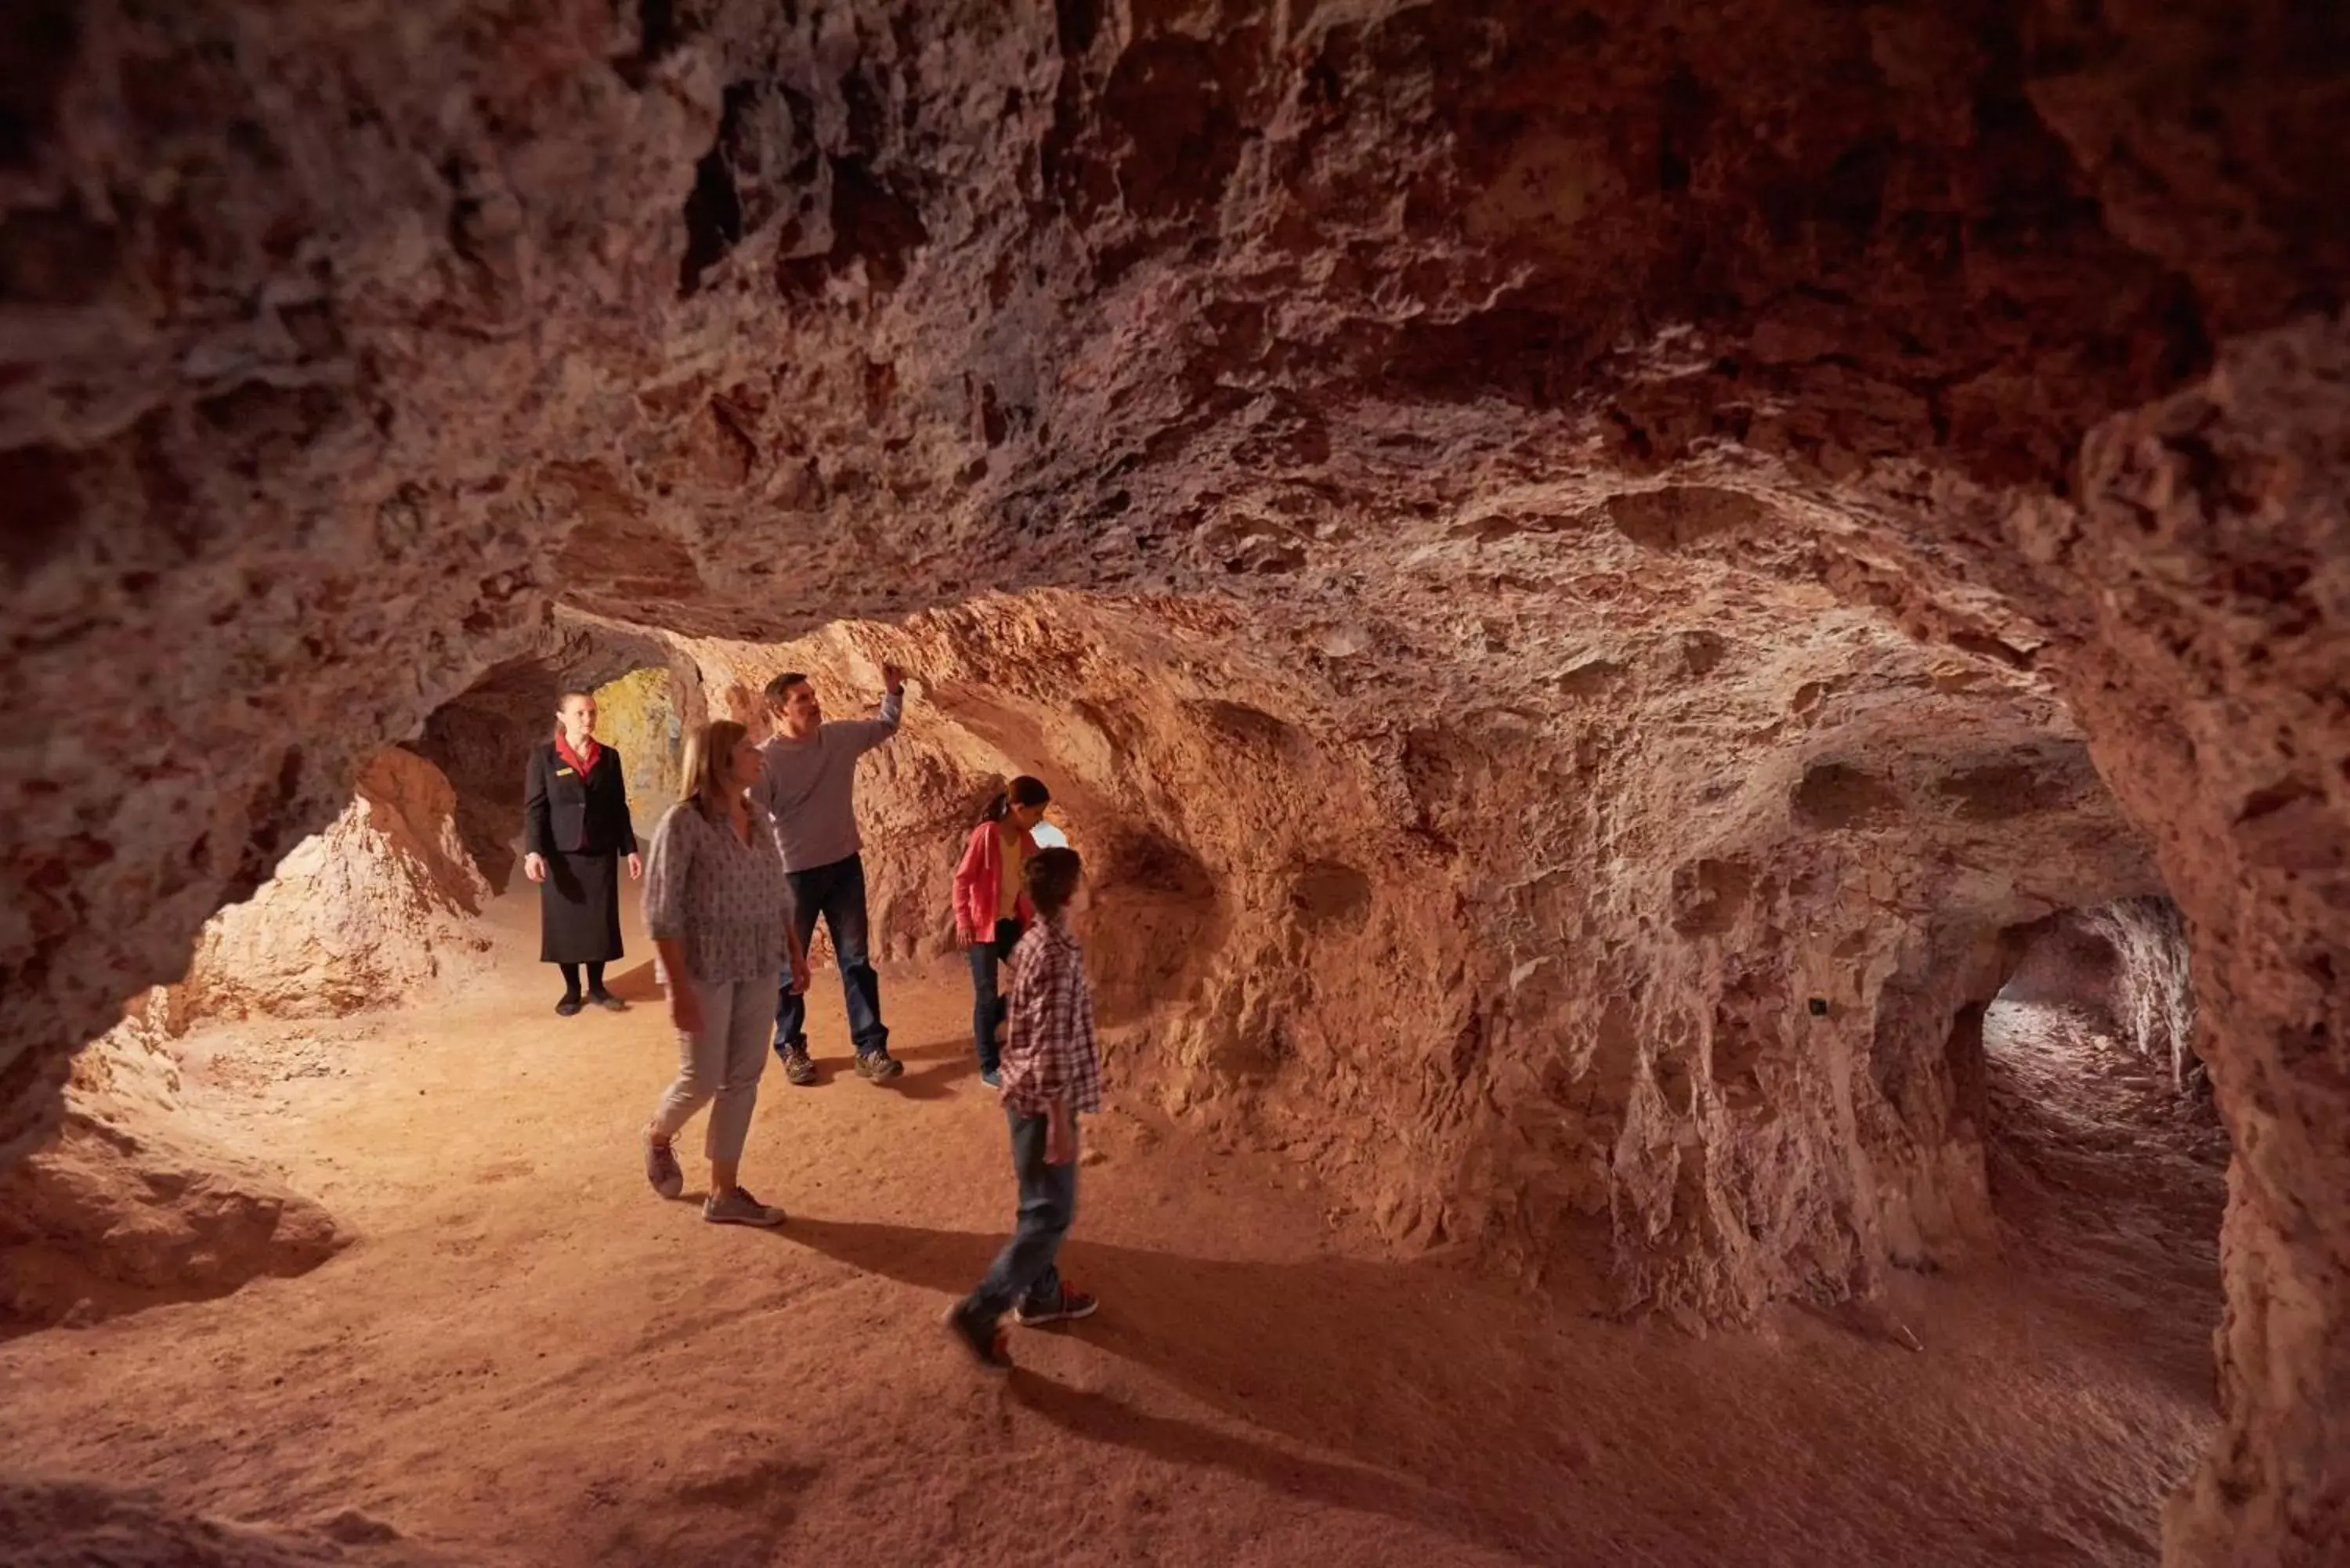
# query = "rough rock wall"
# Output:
<box><xmin>0</xmin><ymin>1021</ymin><xmax>344</xmax><ymax>1332</ymax></box>
<box><xmin>592</xmin><ymin>665</ymin><xmax>687</xmax><ymax>832</ymax></box>
<box><xmin>3</xmin><ymin>3</ymin><xmax>2346</xmax><ymax>1561</ymax></box>
<box><xmin>2079</xmin><ymin>898</ymin><xmax>2198</xmax><ymax>1088</ymax></box>
<box><xmin>2055</xmin><ymin>327</ymin><xmax>2350</xmax><ymax>1568</ymax></box>
<box><xmin>3</xmin><ymin>1476</ymin><xmax>449</xmax><ymax>1568</ymax></box>
<box><xmin>175</xmin><ymin>747</ymin><xmax>492</xmax><ymax>1023</ymax></box>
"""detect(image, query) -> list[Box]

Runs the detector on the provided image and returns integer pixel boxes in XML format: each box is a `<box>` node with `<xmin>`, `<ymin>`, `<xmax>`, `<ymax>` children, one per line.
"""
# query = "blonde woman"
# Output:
<box><xmin>642</xmin><ymin>721</ymin><xmax>810</xmax><ymax>1225</ymax></box>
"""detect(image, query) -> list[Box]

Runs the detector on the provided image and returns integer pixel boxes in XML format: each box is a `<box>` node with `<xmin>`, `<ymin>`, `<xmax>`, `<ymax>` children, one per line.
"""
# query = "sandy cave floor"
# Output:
<box><xmin>2</xmin><ymin>894</ymin><xmax>2223</xmax><ymax>1568</ymax></box>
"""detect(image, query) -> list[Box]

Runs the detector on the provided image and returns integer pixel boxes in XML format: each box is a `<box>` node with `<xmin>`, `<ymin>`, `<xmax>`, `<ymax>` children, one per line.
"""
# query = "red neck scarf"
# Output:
<box><xmin>553</xmin><ymin>727</ymin><xmax>602</xmax><ymax>776</ymax></box>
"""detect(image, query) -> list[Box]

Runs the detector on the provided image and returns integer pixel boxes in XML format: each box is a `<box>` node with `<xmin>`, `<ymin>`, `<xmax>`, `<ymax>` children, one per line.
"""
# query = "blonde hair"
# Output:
<box><xmin>678</xmin><ymin>720</ymin><xmax>750</xmax><ymax>822</ymax></box>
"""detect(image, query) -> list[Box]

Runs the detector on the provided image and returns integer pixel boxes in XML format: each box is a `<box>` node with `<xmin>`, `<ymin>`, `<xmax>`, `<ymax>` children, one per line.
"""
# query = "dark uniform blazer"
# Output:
<box><xmin>524</xmin><ymin>740</ymin><xmax>638</xmax><ymax>858</ymax></box>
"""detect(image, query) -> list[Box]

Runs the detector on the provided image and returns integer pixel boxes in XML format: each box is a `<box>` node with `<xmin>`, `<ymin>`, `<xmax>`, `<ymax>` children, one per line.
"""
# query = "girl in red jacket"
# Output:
<box><xmin>953</xmin><ymin>776</ymin><xmax>1051</xmax><ymax>1086</ymax></box>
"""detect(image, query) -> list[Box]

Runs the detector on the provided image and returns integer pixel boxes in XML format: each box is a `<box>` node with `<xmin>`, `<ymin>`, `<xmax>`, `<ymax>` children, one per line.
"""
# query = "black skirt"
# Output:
<box><xmin>541</xmin><ymin>849</ymin><xmax>624</xmax><ymax>963</ymax></box>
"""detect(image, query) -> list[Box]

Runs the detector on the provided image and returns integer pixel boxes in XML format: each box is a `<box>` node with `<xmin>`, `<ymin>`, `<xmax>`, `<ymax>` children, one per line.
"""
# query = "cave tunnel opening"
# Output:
<box><xmin>1977</xmin><ymin>900</ymin><xmax>2230</xmax><ymax>1351</ymax></box>
<box><xmin>412</xmin><ymin>642</ymin><xmax>696</xmax><ymax>895</ymax></box>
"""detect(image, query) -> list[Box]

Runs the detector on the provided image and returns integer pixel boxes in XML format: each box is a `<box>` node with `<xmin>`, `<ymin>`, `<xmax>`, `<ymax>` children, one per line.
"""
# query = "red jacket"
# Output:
<box><xmin>953</xmin><ymin>821</ymin><xmax>1036</xmax><ymax>938</ymax></box>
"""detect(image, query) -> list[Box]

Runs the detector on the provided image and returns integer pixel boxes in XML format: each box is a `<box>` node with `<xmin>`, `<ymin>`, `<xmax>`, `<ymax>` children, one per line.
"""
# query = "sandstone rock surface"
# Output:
<box><xmin>0</xmin><ymin>1023</ymin><xmax>344</xmax><ymax>1332</ymax></box>
<box><xmin>2</xmin><ymin>1476</ymin><xmax>445</xmax><ymax>1568</ymax></box>
<box><xmin>2</xmin><ymin>3</ymin><xmax>2345</xmax><ymax>1562</ymax></box>
<box><xmin>171</xmin><ymin>747</ymin><xmax>494</xmax><ymax>1021</ymax></box>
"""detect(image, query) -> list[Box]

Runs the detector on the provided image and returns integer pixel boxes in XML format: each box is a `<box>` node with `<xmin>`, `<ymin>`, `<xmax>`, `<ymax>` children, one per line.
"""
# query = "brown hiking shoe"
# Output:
<box><xmin>703</xmin><ymin>1187</ymin><xmax>786</xmax><ymax>1227</ymax></box>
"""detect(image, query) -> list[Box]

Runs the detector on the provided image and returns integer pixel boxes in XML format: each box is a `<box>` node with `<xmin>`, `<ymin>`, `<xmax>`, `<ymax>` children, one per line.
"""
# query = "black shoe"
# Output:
<box><xmin>589</xmin><ymin>991</ymin><xmax>626</xmax><ymax>1012</ymax></box>
<box><xmin>555</xmin><ymin>995</ymin><xmax>584</xmax><ymax>1017</ymax></box>
<box><xmin>942</xmin><ymin>1300</ymin><xmax>1012</xmax><ymax>1372</ymax></box>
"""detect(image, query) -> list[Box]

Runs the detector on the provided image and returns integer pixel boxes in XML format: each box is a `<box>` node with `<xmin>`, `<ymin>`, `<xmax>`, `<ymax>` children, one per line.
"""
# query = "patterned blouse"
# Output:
<box><xmin>642</xmin><ymin>800</ymin><xmax>793</xmax><ymax>984</ymax></box>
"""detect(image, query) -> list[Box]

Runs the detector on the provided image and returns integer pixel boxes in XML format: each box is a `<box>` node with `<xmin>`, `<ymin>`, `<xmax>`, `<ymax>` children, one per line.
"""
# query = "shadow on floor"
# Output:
<box><xmin>602</xmin><ymin>960</ymin><xmax>664</xmax><ymax>1004</ymax></box>
<box><xmin>776</xmin><ymin>1218</ymin><xmax>1703</xmax><ymax>1563</ymax></box>
<box><xmin>1001</xmin><ymin>1367</ymin><xmax>1481</xmax><ymax>1548</ymax></box>
<box><xmin>773</xmin><ymin>1207</ymin><xmax>2214</xmax><ymax>1566</ymax></box>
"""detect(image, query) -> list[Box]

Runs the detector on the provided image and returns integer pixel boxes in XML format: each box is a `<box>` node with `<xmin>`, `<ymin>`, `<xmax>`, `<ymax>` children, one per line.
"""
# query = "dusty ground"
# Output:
<box><xmin>1</xmin><ymin>895</ymin><xmax>2221</xmax><ymax>1567</ymax></box>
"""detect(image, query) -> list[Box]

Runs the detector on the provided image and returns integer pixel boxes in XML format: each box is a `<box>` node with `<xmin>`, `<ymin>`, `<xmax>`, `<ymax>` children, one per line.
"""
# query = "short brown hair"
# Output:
<box><xmin>1025</xmin><ymin>846</ymin><xmax>1083</xmax><ymax>917</ymax></box>
<box><xmin>762</xmin><ymin>671</ymin><xmax>811</xmax><ymax>710</ymax></box>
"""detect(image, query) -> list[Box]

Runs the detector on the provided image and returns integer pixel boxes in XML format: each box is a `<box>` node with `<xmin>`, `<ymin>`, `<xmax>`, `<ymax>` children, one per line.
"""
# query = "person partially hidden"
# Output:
<box><xmin>952</xmin><ymin>775</ymin><xmax>1053</xmax><ymax>1087</ymax></box>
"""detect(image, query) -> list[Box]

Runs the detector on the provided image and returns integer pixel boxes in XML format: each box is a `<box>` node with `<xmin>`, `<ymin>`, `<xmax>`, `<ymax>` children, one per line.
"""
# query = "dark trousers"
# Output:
<box><xmin>966</xmin><ymin>1106</ymin><xmax>1076</xmax><ymax>1317</ymax></box>
<box><xmin>774</xmin><ymin>854</ymin><xmax>888</xmax><ymax>1058</ymax></box>
<box><xmin>966</xmin><ymin>919</ymin><xmax>1021</xmax><ymax>1075</ymax></box>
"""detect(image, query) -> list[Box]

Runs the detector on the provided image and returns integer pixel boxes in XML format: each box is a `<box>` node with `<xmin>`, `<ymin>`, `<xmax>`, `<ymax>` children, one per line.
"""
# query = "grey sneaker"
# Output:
<box><xmin>855</xmin><ymin>1050</ymin><xmax>903</xmax><ymax>1082</ymax></box>
<box><xmin>1014</xmin><ymin>1284</ymin><xmax>1098</xmax><ymax>1326</ymax></box>
<box><xmin>781</xmin><ymin>1047</ymin><xmax>816</xmax><ymax>1086</ymax></box>
<box><xmin>703</xmin><ymin>1187</ymin><xmax>786</xmax><ymax>1227</ymax></box>
<box><xmin>644</xmin><ymin>1133</ymin><xmax>683</xmax><ymax>1199</ymax></box>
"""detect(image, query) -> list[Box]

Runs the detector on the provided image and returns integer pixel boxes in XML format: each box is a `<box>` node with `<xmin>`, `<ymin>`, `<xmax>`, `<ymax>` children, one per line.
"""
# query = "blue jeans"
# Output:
<box><xmin>775</xmin><ymin>854</ymin><xmax>889</xmax><ymax>1058</ymax></box>
<box><xmin>966</xmin><ymin>919</ymin><xmax>1021</xmax><ymax>1075</ymax></box>
<box><xmin>966</xmin><ymin>1105</ymin><xmax>1076</xmax><ymax>1317</ymax></box>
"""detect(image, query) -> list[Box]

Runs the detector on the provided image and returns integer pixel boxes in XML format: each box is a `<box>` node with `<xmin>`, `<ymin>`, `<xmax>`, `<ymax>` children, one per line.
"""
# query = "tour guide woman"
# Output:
<box><xmin>523</xmin><ymin>690</ymin><xmax>642</xmax><ymax>1016</ymax></box>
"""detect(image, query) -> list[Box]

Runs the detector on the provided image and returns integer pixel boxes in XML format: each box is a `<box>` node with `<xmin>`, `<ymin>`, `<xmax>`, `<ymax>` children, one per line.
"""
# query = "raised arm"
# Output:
<box><xmin>840</xmin><ymin>664</ymin><xmax>906</xmax><ymax>754</ymax></box>
<box><xmin>747</xmin><ymin>743</ymin><xmax>772</xmax><ymax>818</ymax></box>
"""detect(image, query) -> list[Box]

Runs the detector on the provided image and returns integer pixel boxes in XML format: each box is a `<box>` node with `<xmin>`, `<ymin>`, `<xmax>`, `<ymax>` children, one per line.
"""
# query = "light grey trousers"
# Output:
<box><xmin>649</xmin><ymin>975</ymin><xmax>768</xmax><ymax>1163</ymax></box>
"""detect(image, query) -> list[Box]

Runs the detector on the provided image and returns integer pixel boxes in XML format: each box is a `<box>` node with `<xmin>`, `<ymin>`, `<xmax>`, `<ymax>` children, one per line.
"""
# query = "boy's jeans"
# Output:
<box><xmin>774</xmin><ymin>853</ymin><xmax>888</xmax><ymax>1058</ymax></box>
<box><xmin>967</xmin><ymin>1105</ymin><xmax>1077</xmax><ymax>1316</ymax></box>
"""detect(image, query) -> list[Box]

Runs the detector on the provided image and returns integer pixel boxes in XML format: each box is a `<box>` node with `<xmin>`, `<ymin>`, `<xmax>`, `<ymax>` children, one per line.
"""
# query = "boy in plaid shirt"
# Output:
<box><xmin>944</xmin><ymin>846</ymin><xmax>1100</xmax><ymax>1370</ymax></box>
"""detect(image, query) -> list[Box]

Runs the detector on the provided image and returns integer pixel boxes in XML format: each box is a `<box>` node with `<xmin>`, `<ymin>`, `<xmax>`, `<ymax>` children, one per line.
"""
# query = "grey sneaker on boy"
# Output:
<box><xmin>855</xmin><ymin>1050</ymin><xmax>903</xmax><ymax>1082</ymax></box>
<box><xmin>703</xmin><ymin>1187</ymin><xmax>786</xmax><ymax>1227</ymax></box>
<box><xmin>644</xmin><ymin>1133</ymin><xmax>684</xmax><ymax>1199</ymax></box>
<box><xmin>1014</xmin><ymin>1284</ymin><xmax>1099</xmax><ymax>1326</ymax></box>
<box><xmin>781</xmin><ymin>1047</ymin><xmax>817</xmax><ymax>1086</ymax></box>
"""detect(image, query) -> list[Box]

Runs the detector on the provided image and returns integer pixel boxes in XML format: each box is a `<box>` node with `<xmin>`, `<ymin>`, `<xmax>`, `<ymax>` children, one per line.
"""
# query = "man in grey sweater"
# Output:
<box><xmin>753</xmin><ymin>663</ymin><xmax>909</xmax><ymax>1085</ymax></box>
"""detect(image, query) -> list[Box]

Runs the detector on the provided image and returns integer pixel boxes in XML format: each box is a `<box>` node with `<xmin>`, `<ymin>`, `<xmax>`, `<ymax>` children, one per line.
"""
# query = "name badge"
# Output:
<box><xmin>556</xmin><ymin>767</ymin><xmax>576</xmax><ymax>776</ymax></box>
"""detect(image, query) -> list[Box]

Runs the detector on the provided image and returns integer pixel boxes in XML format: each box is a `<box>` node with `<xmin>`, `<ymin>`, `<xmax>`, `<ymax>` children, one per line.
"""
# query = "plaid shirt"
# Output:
<box><xmin>998</xmin><ymin>916</ymin><xmax>1101</xmax><ymax>1117</ymax></box>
